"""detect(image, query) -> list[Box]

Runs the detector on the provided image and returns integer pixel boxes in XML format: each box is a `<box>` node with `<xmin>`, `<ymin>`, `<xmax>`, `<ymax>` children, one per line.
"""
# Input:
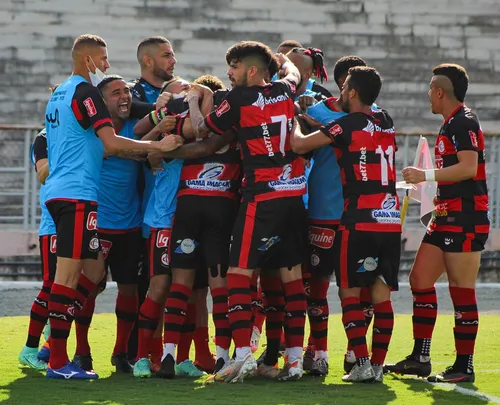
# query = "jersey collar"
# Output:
<box><xmin>443</xmin><ymin>104</ymin><xmax>464</xmax><ymax>125</ymax></box>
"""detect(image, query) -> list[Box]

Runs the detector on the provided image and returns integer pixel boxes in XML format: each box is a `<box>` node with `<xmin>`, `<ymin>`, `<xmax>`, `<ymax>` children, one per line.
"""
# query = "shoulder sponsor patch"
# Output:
<box><xmin>469</xmin><ymin>130</ymin><xmax>478</xmax><ymax>148</ymax></box>
<box><xmin>83</xmin><ymin>97</ymin><xmax>97</xmax><ymax>117</ymax></box>
<box><xmin>215</xmin><ymin>100</ymin><xmax>230</xmax><ymax>117</ymax></box>
<box><xmin>328</xmin><ymin>124</ymin><xmax>343</xmax><ymax>136</ymax></box>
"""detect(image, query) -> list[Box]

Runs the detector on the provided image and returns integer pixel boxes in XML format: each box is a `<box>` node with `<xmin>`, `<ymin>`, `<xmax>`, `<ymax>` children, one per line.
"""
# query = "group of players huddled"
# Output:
<box><xmin>18</xmin><ymin>33</ymin><xmax>488</xmax><ymax>385</ymax></box>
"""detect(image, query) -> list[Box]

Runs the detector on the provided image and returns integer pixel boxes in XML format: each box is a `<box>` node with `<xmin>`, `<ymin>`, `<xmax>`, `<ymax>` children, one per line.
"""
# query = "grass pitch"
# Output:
<box><xmin>1</xmin><ymin>313</ymin><xmax>500</xmax><ymax>405</ymax></box>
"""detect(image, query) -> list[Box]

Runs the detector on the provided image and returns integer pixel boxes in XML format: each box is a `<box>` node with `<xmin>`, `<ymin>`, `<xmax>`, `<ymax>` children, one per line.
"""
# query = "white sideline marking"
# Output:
<box><xmin>327</xmin><ymin>282</ymin><xmax>500</xmax><ymax>288</ymax></box>
<box><xmin>425</xmin><ymin>380</ymin><xmax>500</xmax><ymax>404</ymax></box>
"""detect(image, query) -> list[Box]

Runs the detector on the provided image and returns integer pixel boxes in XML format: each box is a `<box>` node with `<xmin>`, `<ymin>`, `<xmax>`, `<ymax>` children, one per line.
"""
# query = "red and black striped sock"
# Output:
<box><xmin>193</xmin><ymin>326</ymin><xmax>211</xmax><ymax>359</ymax></box>
<box><xmin>113</xmin><ymin>293</ymin><xmax>138</xmax><ymax>355</ymax></box>
<box><xmin>227</xmin><ymin>273</ymin><xmax>252</xmax><ymax>349</ymax></box>
<box><xmin>177</xmin><ymin>302</ymin><xmax>196</xmax><ymax>363</ymax></box>
<box><xmin>137</xmin><ymin>297</ymin><xmax>162</xmax><ymax>360</ymax></box>
<box><xmin>261</xmin><ymin>274</ymin><xmax>285</xmax><ymax>366</ymax></box>
<box><xmin>450</xmin><ymin>286</ymin><xmax>478</xmax><ymax>373</ymax></box>
<box><xmin>48</xmin><ymin>283</ymin><xmax>76</xmax><ymax>369</ymax></box>
<box><xmin>26</xmin><ymin>280</ymin><xmax>53</xmax><ymax>348</ymax></box>
<box><xmin>252</xmin><ymin>282</ymin><xmax>266</xmax><ymax>334</ymax></box>
<box><xmin>371</xmin><ymin>300</ymin><xmax>394</xmax><ymax>366</ymax></box>
<box><xmin>211</xmin><ymin>287</ymin><xmax>231</xmax><ymax>351</ymax></box>
<box><xmin>163</xmin><ymin>283</ymin><xmax>191</xmax><ymax>346</ymax></box>
<box><xmin>74</xmin><ymin>274</ymin><xmax>98</xmax><ymax>356</ymax></box>
<box><xmin>348</xmin><ymin>287</ymin><xmax>373</xmax><ymax>353</ymax></box>
<box><xmin>411</xmin><ymin>287</ymin><xmax>438</xmax><ymax>358</ymax></box>
<box><xmin>341</xmin><ymin>296</ymin><xmax>369</xmax><ymax>366</ymax></box>
<box><xmin>307</xmin><ymin>278</ymin><xmax>329</xmax><ymax>353</ymax></box>
<box><xmin>283</xmin><ymin>279</ymin><xmax>307</xmax><ymax>350</ymax></box>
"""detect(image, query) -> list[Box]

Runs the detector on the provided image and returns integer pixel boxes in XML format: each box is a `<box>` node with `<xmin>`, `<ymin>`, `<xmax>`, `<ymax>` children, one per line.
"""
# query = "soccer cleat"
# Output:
<box><xmin>73</xmin><ymin>354</ymin><xmax>94</xmax><ymax>371</ymax></box>
<box><xmin>214</xmin><ymin>357</ymin><xmax>226</xmax><ymax>374</ymax></box>
<box><xmin>46</xmin><ymin>361</ymin><xmax>98</xmax><ymax>380</ymax></box>
<box><xmin>18</xmin><ymin>346</ymin><xmax>48</xmax><ymax>371</ymax></box>
<box><xmin>303</xmin><ymin>345</ymin><xmax>315</xmax><ymax>371</ymax></box>
<box><xmin>342</xmin><ymin>361</ymin><xmax>376</xmax><ymax>383</ymax></box>
<box><xmin>194</xmin><ymin>352</ymin><xmax>216</xmax><ymax>373</ymax></box>
<box><xmin>311</xmin><ymin>358</ymin><xmax>329</xmax><ymax>377</ymax></box>
<box><xmin>343</xmin><ymin>350</ymin><xmax>356</xmax><ymax>374</ymax></box>
<box><xmin>427</xmin><ymin>366</ymin><xmax>475</xmax><ymax>383</ymax></box>
<box><xmin>175</xmin><ymin>359</ymin><xmax>207</xmax><ymax>377</ymax></box>
<box><xmin>250</xmin><ymin>327</ymin><xmax>261</xmax><ymax>353</ymax></box>
<box><xmin>384</xmin><ymin>354</ymin><xmax>432</xmax><ymax>377</ymax></box>
<box><xmin>256</xmin><ymin>363</ymin><xmax>280</xmax><ymax>379</ymax></box>
<box><xmin>111</xmin><ymin>353</ymin><xmax>133</xmax><ymax>373</ymax></box>
<box><xmin>133</xmin><ymin>358</ymin><xmax>152</xmax><ymax>378</ymax></box>
<box><xmin>277</xmin><ymin>357</ymin><xmax>304</xmax><ymax>381</ymax></box>
<box><xmin>210</xmin><ymin>352</ymin><xmax>257</xmax><ymax>383</ymax></box>
<box><xmin>157</xmin><ymin>354</ymin><xmax>176</xmax><ymax>379</ymax></box>
<box><xmin>42</xmin><ymin>322</ymin><xmax>51</xmax><ymax>341</ymax></box>
<box><xmin>372</xmin><ymin>365</ymin><xmax>384</xmax><ymax>382</ymax></box>
<box><xmin>37</xmin><ymin>342</ymin><xmax>50</xmax><ymax>363</ymax></box>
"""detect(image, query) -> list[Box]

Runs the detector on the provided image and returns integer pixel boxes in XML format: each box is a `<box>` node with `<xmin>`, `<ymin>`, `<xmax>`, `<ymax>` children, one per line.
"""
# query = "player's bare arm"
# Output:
<box><xmin>290</xmin><ymin>120</ymin><xmax>332</xmax><ymax>154</ymax></box>
<box><xmin>186</xmin><ymin>86</ymin><xmax>214</xmax><ymax>138</ymax></box>
<box><xmin>35</xmin><ymin>158</ymin><xmax>49</xmax><ymax>185</ymax></box>
<box><xmin>276</xmin><ymin>52</ymin><xmax>301</xmax><ymax>86</ymax></box>
<box><xmin>134</xmin><ymin>110</ymin><xmax>176</xmax><ymax>138</ymax></box>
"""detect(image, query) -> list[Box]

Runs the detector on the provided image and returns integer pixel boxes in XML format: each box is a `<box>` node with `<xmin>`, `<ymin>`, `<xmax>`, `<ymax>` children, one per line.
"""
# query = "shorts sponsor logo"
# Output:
<box><xmin>100</xmin><ymin>239</ymin><xmax>112</xmax><ymax>260</ymax></box>
<box><xmin>83</xmin><ymin>97</ymin><xmax>97</xmax><ymax>117</ymax></box>
<box><xmin>469</xmin><ymin>130</ymin><xmax>478</xmax><ymax>148</ymax></box>
<box><xmin>444</xmin><ymin>238</ymin><xmax>453</xmax><ymax>246</ymax></box>
<box><xmin>50</xmin><ymin>235</ymin><xmax>57</xmax><ymax>253</ymax></box>
<box><xmin>328</xmin><ymin>124</ymin><xmax>343</xmax><ymax>136</ymax></box>
<box><xmin>215</xmin><ymin>100</ymin><xmax>230</xmax><ymax>117</ymax></box>
<box><xmin>86</xmin><ymin>211</ymin><xmax>98</xmax><ymax>230</ymax></box>
<box><xmin>371</xmin><ymin>194</ymin><xmax>400</xmax><ymax>224</ymax></box>
<box><xmin>435</xmin><ymin>202</ymin><xmax>448</xmax><ymax>217</ymax></box>
<box><xmin>175</xmin><ymin>238</ymin><xmax>197</xmax><ymax>254</ymax></box>
<box><xmin>308</xmin><ymin>226</ymin><xmax>335</xmax><ymax>249</ymax></box>
<box><xmin>156</xmin><ymin>230</ymin><xmax>170</xmax><ymax>248</ymax></box>
<box><xmin>89</xmin><ymin>236</ymin><xmax>100</xmax><ymax>251</ymax></box>
<box><xmin>258</xmin><ymin>236</ymin><xmax>281</xmax><ymax>252</ymax></box>
<box><xmin>161</xmin><ymin>252</ymin><xmax>169</xmax><ymax>267</ymax></box>
<box><xmin>310</xmin><ymin>253</ymin><xmax>320</xmax><ymax>267</ymax></box>
<box><xmin>356</xmin><ymin>257</ymin><xmax>378</xmax><ymax>273</ymax></box>
<box><xmin>438</xmin><ymin>139</ymin><xmax>445</xmax><ymax>153</ymax></box>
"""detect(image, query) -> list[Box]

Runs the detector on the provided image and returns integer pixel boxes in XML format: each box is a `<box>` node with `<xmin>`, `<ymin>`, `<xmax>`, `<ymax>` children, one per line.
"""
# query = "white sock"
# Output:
<box><xmin>235</xmin><ymin>346</ymin><xmax>251</xmax><ymax>361</ymax></box>
<box><xmin>161</xmin><ymin>343</ymin><xmax>176</xmax><ymax>362</ymax></box>
<box><xmin>216</xmin><ymin>346</ymin><xmax>229</xmax><ymax>362</ymax></box>
<box><xmin>315</xmin><ymin>350</ymin><xmax>328</xmax><ymax>361</ymax></box>
<box><xmin>287</xmin><ymin>347</ymin><xmax>302</xmax><ymax>363</ymax></box>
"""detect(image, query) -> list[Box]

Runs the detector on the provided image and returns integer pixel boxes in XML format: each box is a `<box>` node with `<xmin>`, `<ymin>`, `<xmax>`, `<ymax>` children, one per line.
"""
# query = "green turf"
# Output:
<box><xmin>1</xmin><ymin>314</ymin><xmax>499</xmax><ymax>405</ymax></box>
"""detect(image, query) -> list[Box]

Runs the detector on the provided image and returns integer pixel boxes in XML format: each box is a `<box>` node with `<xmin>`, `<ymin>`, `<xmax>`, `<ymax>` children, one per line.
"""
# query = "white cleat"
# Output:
<box><xmin>372</xmin><ymin>365</ymin><xmax>384</xmax><ymax>382</ymax></box>
<box><xmin>277</xmin><ymin>357</ymin><xmax>304</xmax><ymax>381</ymax></box>
<box><xmin>250</xmin><ymin>327</ymin><xmax>261</xmax><ymax>353</ymax></box>
<box><xmin>342</xmin><ymin>361</ymin><xmax>375</xmax><ymax>383</ymax></box>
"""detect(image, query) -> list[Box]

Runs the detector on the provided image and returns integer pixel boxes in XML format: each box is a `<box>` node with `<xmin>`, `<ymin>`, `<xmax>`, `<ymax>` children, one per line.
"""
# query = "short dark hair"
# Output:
<box><xmin>226</xmin><ymin>41</ymin><xmax>276</xmax><ymax>73</ymax></box>
<box><xmin>137</xmin><ymin>36</ymin><xmax>171</xmax><ymax>61</ymax></box>
<box><xmin>432</xmin><ymin>63</ymin><xmax>469</xmax><ymax>102</ymax></box>
<box><xmin>72</xmin><ymin>34</ymin><xmax>106</xmax><ymax>56</ymax></box>
<box><xmin>333</xmin><ymin>56</ymin><xmax>367</xmax><ymax>87</ymax></box>
<box><xmin>97</xmin><ymin>74</ymin><xmax>124</xmax><ymax>93</ymax></box>
<box><xmin>193</xmin><ymin>75</ymin><xmax>226</xmax><ymax>92</ymax></box>
<box><xmin>277</xmin><ymin>40</ymin><xmax>303</xmax><ymax>51</ymax></box>
<box><xmin>346</xmin><ymin>66</ymin><xmax>382</xmax><ymax>106</ymax></box>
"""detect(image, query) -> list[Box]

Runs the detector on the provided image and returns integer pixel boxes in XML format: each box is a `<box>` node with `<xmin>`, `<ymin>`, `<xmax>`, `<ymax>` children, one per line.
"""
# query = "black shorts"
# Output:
<box><xmin>149</xmin><ymin>227</ymin><xmax>172</xmax><ymax>277</ymax></box>
<box><xmin>170</xmin><ymin>196</ymin><xmax>238</xmax><ymax>272</ymax></box>
<box><xmin>39</xmin><ymin>234</ymin><xmax>57</xmax><ymax>281</ymax></box>
<box><xmin>46</xmin><ymin>199</ymin><xmax>100</xmax><ymax>260</ymax></box>
<box><xmin>333</xmin><ymin>230</ymin><xmax>401</xmax><ymax>290</ymax></box>
<box><xmin>307</xmin><ymin>221</ymin><xmax>339</xmax><ymax>277</ymax></box>
<box><xmin>229</xmin><ymin>197</ymin><xmax>307</xmax><ymax>270</ymax></box>
<box><xmin>99</xmin><ymin>228</ymin><xmax>143</xmax><ymax>285</ymax></box>
<box><xmin>423</xmin><ymin>229</ymin><xmax>488</xmax><ymax>253</ymax></box>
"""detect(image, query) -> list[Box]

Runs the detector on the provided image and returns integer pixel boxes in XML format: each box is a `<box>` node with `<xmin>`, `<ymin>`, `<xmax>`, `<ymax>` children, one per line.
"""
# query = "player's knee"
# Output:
<box><xmin>117</xmin><ymin>283</ymin><xmax>137</xmax><ymax>296</ymax></box>
<box><xmin>409</xmin><ymin>268</ymin><xmax>434</xmax><ymax>290</ymax></box>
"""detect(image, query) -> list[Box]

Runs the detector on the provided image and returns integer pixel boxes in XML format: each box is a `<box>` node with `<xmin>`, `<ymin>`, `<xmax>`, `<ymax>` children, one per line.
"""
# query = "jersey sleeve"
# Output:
<box><xmin>72</xmin><ymin>82</ymin><xmax>113</xmax><ymax>132</ymax></box>
<box><xmin>311</xmin><ymin>82</ymin><xmax>332</xmax><ymax>98</ymax></box>
<box><xmin>450</xmin><ymin>116</ymin><xmax>480</xmax><ymax>152</ymax></box>
<box><xmin>204</xmin><ymin>88</ymin><xmax>241</xmax><ymax>135</ymax></box>
<box><xmin>32</xmin><ymin>129</ymin><xmax>48</xmax><ymax>163</ymax></box>
<box><xmin>275</xmin><ymin>77</ymin><xmax>298</xmax><ymax>99</ymax></box>
<box><xmin>319</xmin><ymin>115</ymin><xmax>355</xmax><ymax>147</ymax></box>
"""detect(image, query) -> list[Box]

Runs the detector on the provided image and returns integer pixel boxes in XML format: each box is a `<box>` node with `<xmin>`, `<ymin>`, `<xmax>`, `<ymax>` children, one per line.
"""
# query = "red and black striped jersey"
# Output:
<box><xmin>204</xmin><ymin>79</ymin><xmax>306</xmax><ymax>202</ymax></box>
<box><xmin>320</xmin><ymin>110</ymin><xmax>401</xmax><ymax>233</ymax></box>
<box><xmin>432</xmin><ymin>104</ymin><xmax>489</xmax><ymax>234</ymax></box>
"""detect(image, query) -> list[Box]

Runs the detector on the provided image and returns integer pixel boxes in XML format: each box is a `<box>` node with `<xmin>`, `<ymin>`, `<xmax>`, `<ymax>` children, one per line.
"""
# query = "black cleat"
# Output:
<box><xmin>156</xmin><ymin>354</ymin><xmax>175</xmax><ymax>379</ymax></box>
<box><xmin>427</xmin><ymin>366</ymin><xmax>475</xmax><ymax>383</ymax></box>
<box><xmin>344</xmin><ymin>358</ymin><xmax>356</xmax><ymax>375</ymax></box>
<box><xmin>214</xmin><ymin>358</ymin><xmax>226</xmax><ymax>374</ymax></box>
<box><xmin>384</xmin><ymin>354</ymin><xmax>432</xmax><ymax>377</ymax></box>
<box><xmin>73</xmin><ymin>354</ymin><xmax>94</xmax><ymax>371</ymax></box>
<box><xmin>111</xmin><ymin>353</ymin><xmax>133</xmax><ymax>373</ymax></box>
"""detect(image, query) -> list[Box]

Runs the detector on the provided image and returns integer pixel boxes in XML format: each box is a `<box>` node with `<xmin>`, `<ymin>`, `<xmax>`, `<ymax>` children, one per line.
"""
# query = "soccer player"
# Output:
<box><xmin>291</xmin><ymin>66</ymin><xmax>401</xmax><ymax>383</ymax></box>
<box><xmin>43</xmin><ymin>34</ymin><xmax>182</xmax><ymax>380</ymax></box>
<box><xmin>386</xmin><ymin>64</ymin><xmax>489</xmax><ymax>383</ymax></box>
<box><xmin>188</xmin><ymin>41</ymin><xmax>308</xmax><ymax>382</ymax></box>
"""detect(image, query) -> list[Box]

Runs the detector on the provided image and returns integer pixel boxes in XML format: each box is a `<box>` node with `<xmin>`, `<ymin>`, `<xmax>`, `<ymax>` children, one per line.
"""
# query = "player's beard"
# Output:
<box><xmin>153</xmin><ymin>64</ymin><xmax>174</xmax><ymax>82</ymax></box>
<box><xmin>339</xmin><ymin>94</ymin><xmax>350</xmax><ymax>113</ymax></box>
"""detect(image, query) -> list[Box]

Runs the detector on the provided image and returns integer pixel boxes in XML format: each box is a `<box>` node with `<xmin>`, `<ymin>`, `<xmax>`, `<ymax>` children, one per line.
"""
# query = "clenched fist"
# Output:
<box><xmin>402</xmin><ymin>166</ymin><xmax>426</xmax><ymax>184</ymax></box>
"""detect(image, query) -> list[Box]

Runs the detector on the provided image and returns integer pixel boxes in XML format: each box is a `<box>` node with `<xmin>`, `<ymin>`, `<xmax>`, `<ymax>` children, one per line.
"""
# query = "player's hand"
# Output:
<box><xmin>297</xmin><ymin>95</ymin><xmax>317</xmax><ymax>112</ymax></box>
<box><xmin>157</xmin><ymin>115</ymin><xmax>177</xmax><ymax>133</ymax></box>
<box><xmin>276</xmin><ymin>52</ymin><xmax>291</xmax><ymax>68</ymax></box>
<box><xmin>190</xmin><ymin>83</ymin><xmax>213</xmax><ymax>96</ymax></box>
<box><xmin>302</xmin><ymin>157</ymin><xmax>311</xmax><ymax>168</ymax></box>
<box><xmin>158</xmin><ymin>134</ymin><xmax>183</xmax><ymax>152</ymax></box>
<box><xmin>402</xmin><ymin>166</ymin><xmax>425</xmax><ymax>184</ymax></box>
<box><xmin>156</xmin><ymin>92</ymin><xmax>173</xmax><ymax>107</ymax></box>
<box><xmin>298</xmin><ymin>113</ymin><xmax>323</xmax><ymax>130</ymax></box>
<box><xmin>147</xmin><ymin>151</ymin><xmax>164</xmax><ymax>175</ymax></box>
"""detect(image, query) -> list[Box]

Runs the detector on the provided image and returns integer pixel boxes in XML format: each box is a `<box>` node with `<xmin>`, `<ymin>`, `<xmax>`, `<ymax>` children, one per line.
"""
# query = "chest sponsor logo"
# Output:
<box><xmin>253</xmin><ymin>92</ymin><xmax>290</xmax><ymax>111</ymax></box>
<box><xmin>50</xmin><ymin>235</ymin><xmax>57</xmax><ymax>254</ymax></box>
<box><xmin>86</xmin><ymin>211</ymin><xmax>98</xmax><ymax>230</ymax></box>
<box><xmin>269</xmin><ymin>165</ymin><xmax>306</xmax><ymax>191</ymax></box>
<box><xmin>308</xmin><ymin>226</ymin><xmax>335</xmax><ymax>249</ymax></box>
<box><xmin>371</xmin><ymin>194</ymin><xmax>401</xmax><ymax>224</ymax></box>
<box><xmin>83</xmin><ymin>97</ymin><xmax>97</xmax><ymax>117</ymax></box>
<box><xmin>100</xmin><ymin>239</ymin><xmax>112</xmax><ymax>260</ymax></box>
<box><xmin>199</xmin><ymin>164</ymin><xmax>224</xmax><ymax>179</ymax></box>
<box><xmin>186</xmin><ymin>163</ymin><xmax>230</xmax><ymax>191</ymax></box>
<box><xmin>46</xmin><ymin>109</ymin><xmax>60</xmax><ymax>128</ymax></box>
<box><xmin>156</xmin><ymin>230</ymin><xmax>170</xmax><ymax>248</ymax></box>
<box><xmin>215</xmin><ymin>100</ymin><xmax>230</xmax><ymax>117</ymax></box>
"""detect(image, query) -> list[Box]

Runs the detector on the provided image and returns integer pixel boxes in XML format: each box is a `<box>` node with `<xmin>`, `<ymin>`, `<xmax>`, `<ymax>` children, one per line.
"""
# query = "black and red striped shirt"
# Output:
<box><xmin>204</xmin><ymin>79</ymin><xmax>306</xmax><ymax>202</ymax></box>
<box><xmin>320</xmin><ymin>110</ymin><xmax>401</xmax><ymax>233</ymax></box>
<box><xmin>432</xmin><ymin>104</ymin><xmax>489</xmax><ymax>234</ymax></box>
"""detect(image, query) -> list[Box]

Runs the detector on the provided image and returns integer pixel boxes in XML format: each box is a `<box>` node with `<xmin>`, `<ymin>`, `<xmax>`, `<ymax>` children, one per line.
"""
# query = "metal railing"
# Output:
<box><xmin>0</xmin><ymin>126</ymin><xmax>499</xmax><ymax>230</ymax></box>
